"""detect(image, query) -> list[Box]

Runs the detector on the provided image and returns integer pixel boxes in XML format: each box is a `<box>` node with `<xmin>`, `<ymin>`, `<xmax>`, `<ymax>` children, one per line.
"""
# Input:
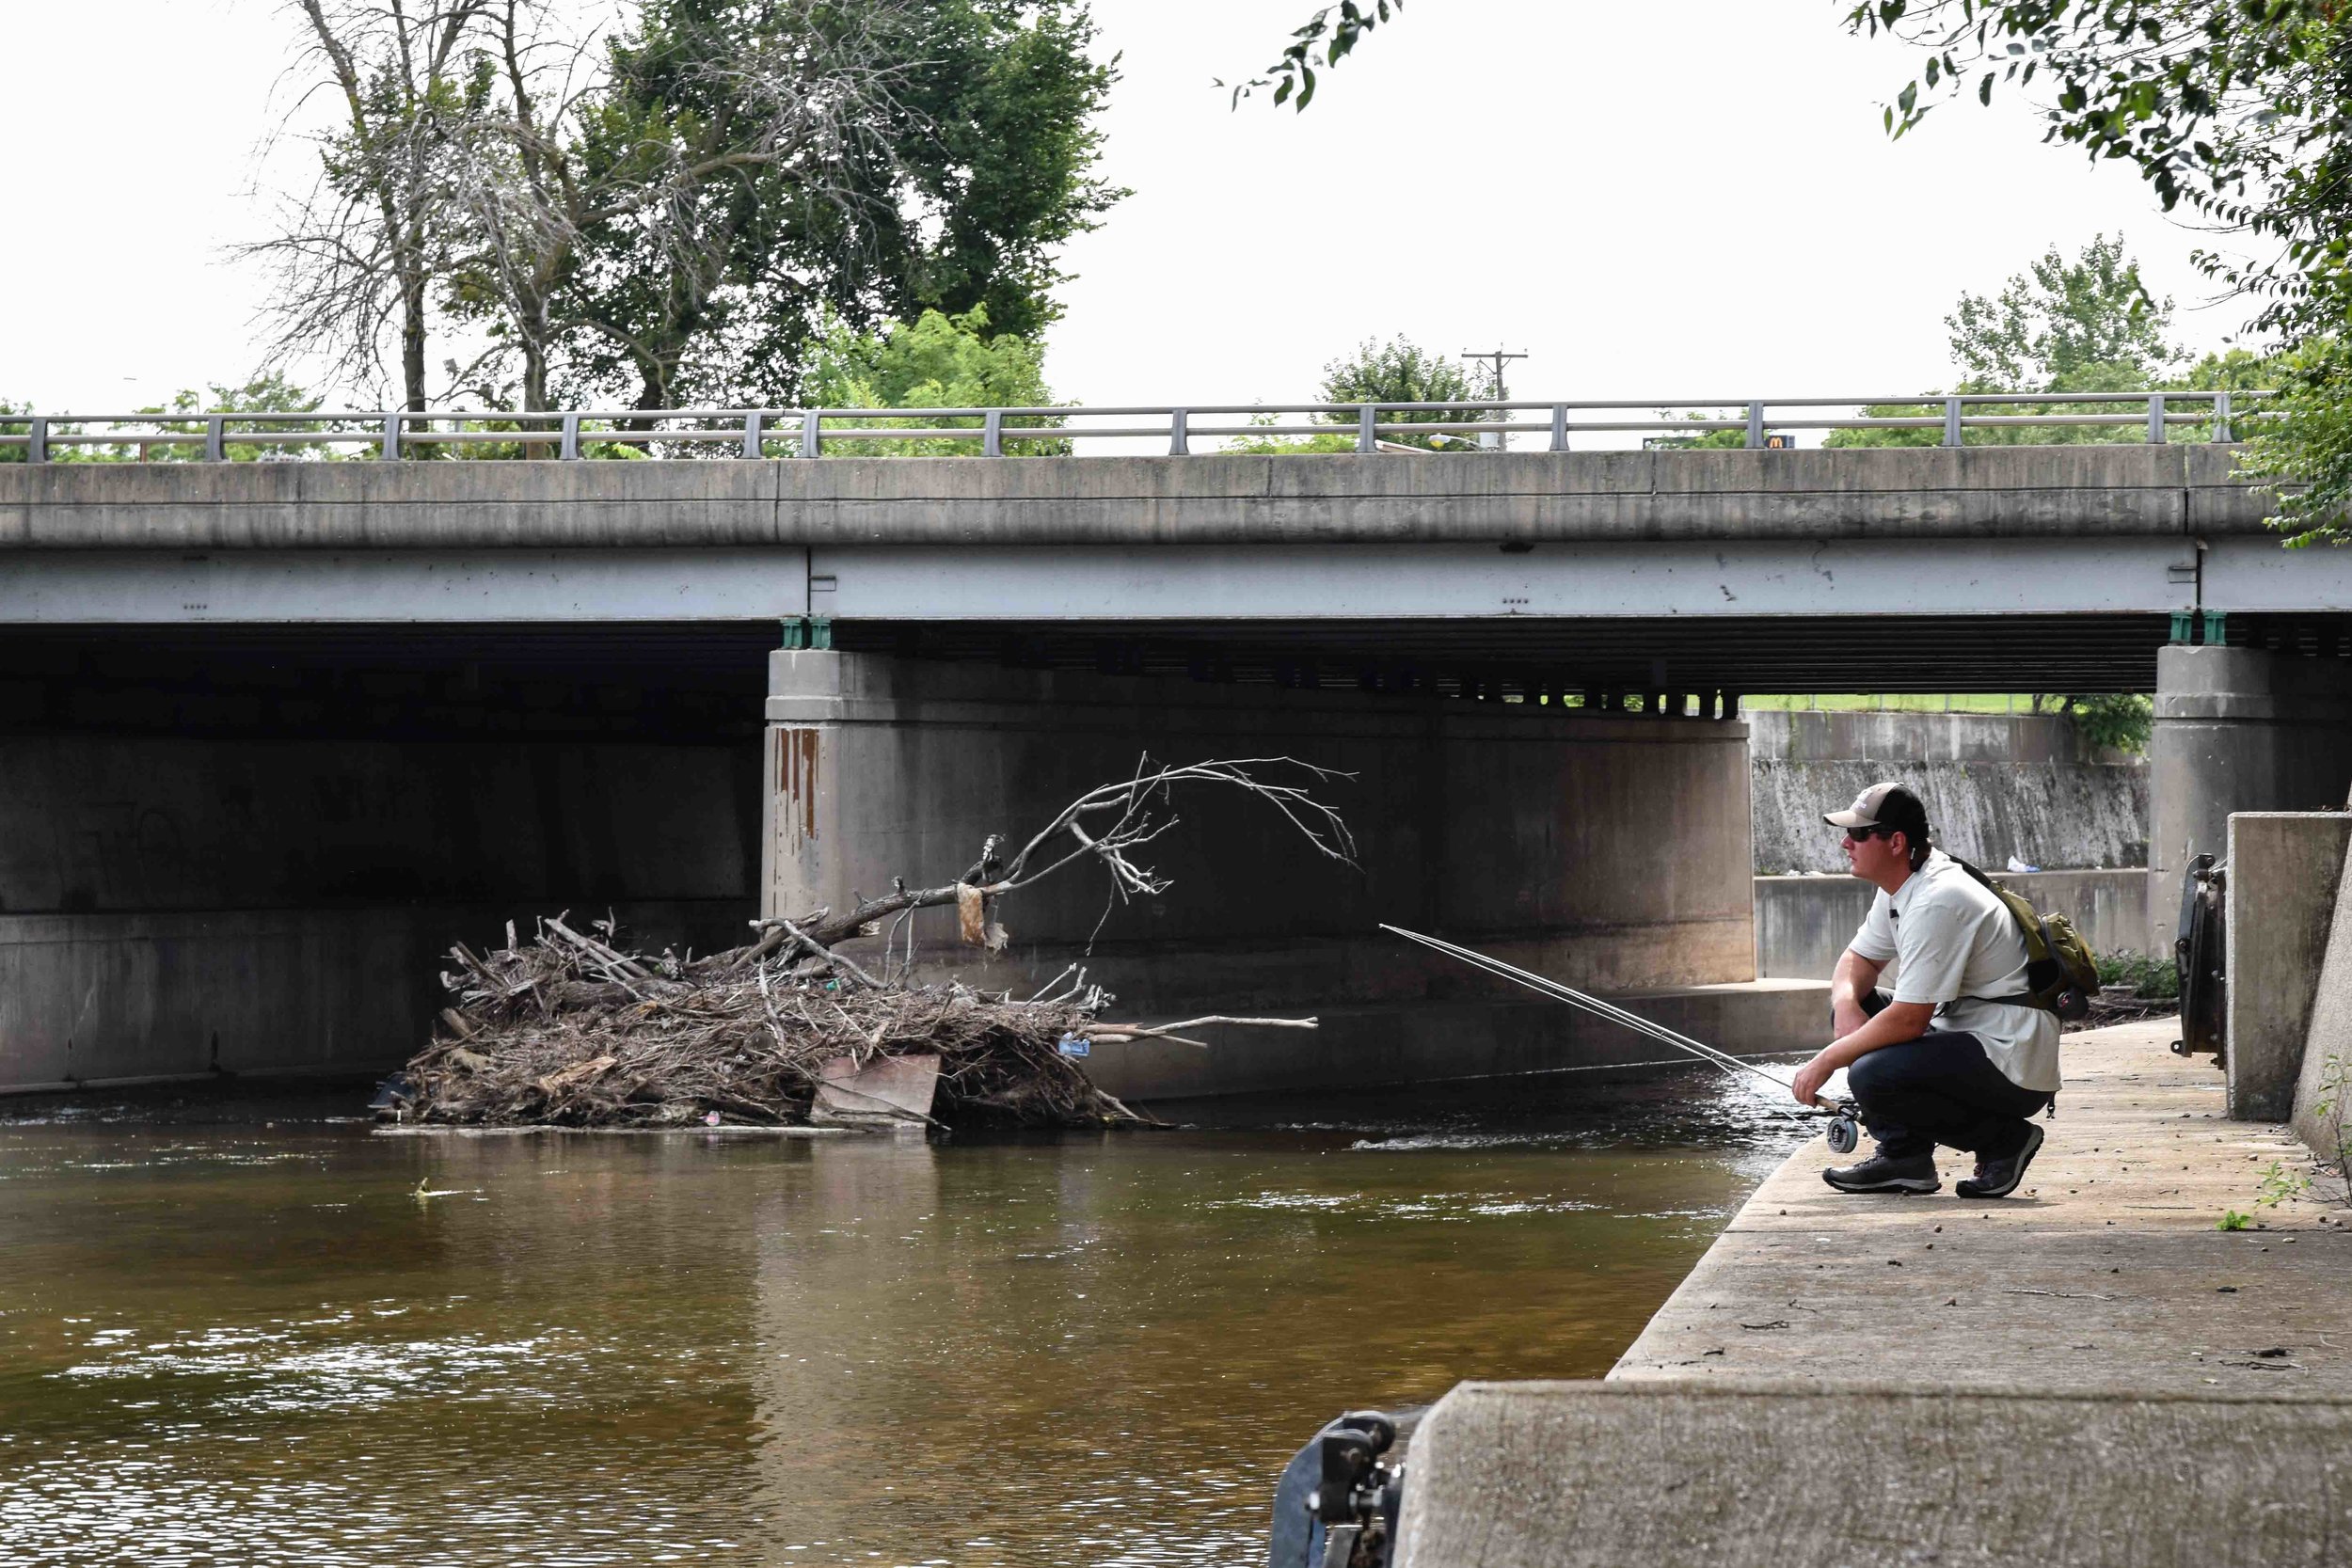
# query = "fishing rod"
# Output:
<box><xmin>1380</xmin><ymin>924</ymin><xmax>1864</xmax><ymax>1151</ymax></box>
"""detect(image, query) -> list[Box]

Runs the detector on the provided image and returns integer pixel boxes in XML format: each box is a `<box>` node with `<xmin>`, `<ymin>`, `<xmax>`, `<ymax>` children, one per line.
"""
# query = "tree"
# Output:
<box><xmin>1843</xmin><ymin>5</ymin><xmax>2352</xmax><ymax>541</ymax></box>
<box><xmin>1316</xmin><ymin>336</ymin><xmax>1493</xmax><ymax>451</ymax></box>
<box><xmin>250</xmin><ymin>0</ymin><xmax>1118</xmax><ymax>416</ymax></box>
<box><xmin>801</xmin><ymin>304</ymin><xmax>1063</xmax><ymax>454</ymax></box>
<box><xmin>1821</xmin><ymin>237</ymin><xmax>2276</xmax><ymax>449</ymax></box>
<box><xmin>246</xmin><ymin>0</ymin><xmax>493</xmax><ymax>412</ymax></box>
<box><xmin>557</xmin><ymin>0</ymin><xmax>1120</xmax><ymax>413</ymax></box>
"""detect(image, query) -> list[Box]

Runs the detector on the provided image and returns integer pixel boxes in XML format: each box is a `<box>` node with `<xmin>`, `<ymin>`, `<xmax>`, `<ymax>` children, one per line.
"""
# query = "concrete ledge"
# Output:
<box><xmin>1396</xmin><ymin>1379</ymin><xmax>2352</xmax><ymax>1568</ymax></box>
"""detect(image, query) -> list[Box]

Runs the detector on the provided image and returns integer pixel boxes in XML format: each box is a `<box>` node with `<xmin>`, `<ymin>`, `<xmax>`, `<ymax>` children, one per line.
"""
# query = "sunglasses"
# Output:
<box><xmin>1842</xmin><ymin>826</ymin><xmax>1889</xmax><ymax>845</ymax></box>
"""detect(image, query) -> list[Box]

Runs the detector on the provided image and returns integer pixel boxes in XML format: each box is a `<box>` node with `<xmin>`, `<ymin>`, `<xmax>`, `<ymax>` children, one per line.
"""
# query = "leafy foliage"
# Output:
<box><xmin>1844</xmin><ymin>3</ymin><xmax>2348</xmax><ymax>333</ymax></box>
<box><xmin>2245</xmin><ymin>333</ymin><xmax>2352</xmax><ymax>544</ymax></box>
<box><xmin>558</xmin><ymin>0</ymin><xmax>1120</xmax><ymax>413</ymax></box>
<box><xmin>1318</xmin><ymin>337</ymin><xmax>1493</xmax><ymax>451</ymax></box>
<box><xmin>259</xmin><ymin>1</ymin><xmax>1116</xmax><ymax>413</ymax></box>
<box><xmin>2062</xmin><ymin>691</ymin><xmax>2153</xmax><ymax>753</ymax></box>
<box><xmin>802</xmin><ymin>305</ymin><xmax>1064</xmax><ymax>455</ymax></box>
<box><xmin>1843</xmin><ymin>6</ymin><xmax>2351</xmax><ymax>544</ymax></box>
<box><xmin>1825</xmin><ymin>237</ymin><xmax>2280</xmax><ymax>451</ymax></box>
<box><xmin>1220</xmin><ymin>414</ymin><xmax>1359</xmax><ymax>456</ymax></box>
<box><xmin>1224</xmin><ymin>1</ymin><xmax>1401</xmax><ymax>110</ymax></box>
<box><xmin>2094</xmin><ymin>949</ymin><xmax>2180</xmax><ymax>1001</ymax></box>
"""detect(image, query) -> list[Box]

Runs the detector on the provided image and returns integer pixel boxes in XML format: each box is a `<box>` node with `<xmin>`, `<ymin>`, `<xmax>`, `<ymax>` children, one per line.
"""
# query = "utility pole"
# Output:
<box><xmin>1460</xmin><ymin>347</ymin><xmax>1528</xmax><ymax>451</ymax></box>
<box><xmin>1460</xmin><ymin>347</ymin><xmax>1529</xmax><ymax>403</ymax></box>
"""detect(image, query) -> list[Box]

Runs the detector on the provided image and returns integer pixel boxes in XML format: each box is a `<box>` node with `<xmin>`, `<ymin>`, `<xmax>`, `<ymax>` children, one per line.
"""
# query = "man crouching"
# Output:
<box><xmin>1789</xmin><ymin>783</ymin><xmax>2058</xmax><ymax>1199</ymax></box>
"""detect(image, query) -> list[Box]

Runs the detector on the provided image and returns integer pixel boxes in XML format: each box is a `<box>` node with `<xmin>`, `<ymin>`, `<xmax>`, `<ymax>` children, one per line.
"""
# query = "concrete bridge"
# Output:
<box><xmin>4</xmin><ymin>444</ymin><xmax>2347</xmax><ymax>1098</ymax></box>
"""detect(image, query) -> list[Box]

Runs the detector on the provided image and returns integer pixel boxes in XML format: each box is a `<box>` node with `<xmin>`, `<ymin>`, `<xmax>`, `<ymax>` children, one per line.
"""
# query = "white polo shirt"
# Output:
<box><xmin>1848</xmin><ymin>849</ymin><xmax>2061</xmax><ymax>1093</ymax></box>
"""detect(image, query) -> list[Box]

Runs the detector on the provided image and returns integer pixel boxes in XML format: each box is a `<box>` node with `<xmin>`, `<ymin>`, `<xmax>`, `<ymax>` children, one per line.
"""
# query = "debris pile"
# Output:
<box><xmin>379</xmin><ymin>756</ymin><xmax>1357</xmax><ymax>1132</ymax></box>
<box><xmin>391</xmin><ymin>914</ymin><xmax>1156</xmax><ymax>1129</ymax></box>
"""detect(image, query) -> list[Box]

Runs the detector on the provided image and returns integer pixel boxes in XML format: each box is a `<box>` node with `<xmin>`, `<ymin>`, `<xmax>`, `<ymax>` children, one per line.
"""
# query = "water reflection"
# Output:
<box><xmin>0</xmin><ymin>1067</ymin><xmax>1805</xmax><ymax>1566</ymax></box>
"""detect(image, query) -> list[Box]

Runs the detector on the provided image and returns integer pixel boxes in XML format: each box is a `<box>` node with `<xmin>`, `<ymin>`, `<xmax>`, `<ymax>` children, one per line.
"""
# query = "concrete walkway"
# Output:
<box><xmin>1611</xmin><ymin>1018</ymin><xmax>2352</xmax><ymax>1391</ymax></box>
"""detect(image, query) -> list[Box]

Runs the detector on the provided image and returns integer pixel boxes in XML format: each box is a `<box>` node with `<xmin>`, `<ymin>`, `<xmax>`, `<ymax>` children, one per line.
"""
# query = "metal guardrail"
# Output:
<box><xmin>0</xmin><ymin>391</ymin><xmax>2273</xmax><ymax>461</ymax></box>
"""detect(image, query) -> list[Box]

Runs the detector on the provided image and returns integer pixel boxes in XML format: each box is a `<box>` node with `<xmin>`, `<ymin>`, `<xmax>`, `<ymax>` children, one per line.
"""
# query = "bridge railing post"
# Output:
<box><xmin>983</xmin><ymin>408</ymin><xmax>1004</xmax><ymax>458</ymax></box>
<box><xmin>1943</xmin><ymin>397</ymin><xmax>1963</xmax><ymax>447</ymax></box>
<box><xmin>25</xmin><ymin>417</ymin><xmax>44</xmax><ymax>464</ymax></box>
<box><xmin>1744</xmin><ymin>402</ymin><xmax>1765</xmax><ymax>450</ymax></box>
<box><xmin>1358</xmin><ymin>404</ymin><xmax>1377</xmax><ymax>454</ymax></box>
<box><xmin>800</xmin><ymin>410</ymin><xmax>822</xmax><ymax>459</ymax></box>
<box><xmin>2212</xmin><ymin>391</ymin><xmax>2233</xmax><ymax>443</ymax></box>
<box><xmin>740</xmin><ymin>411</ymin><xmax>763</xmax><ymax>459</ymax></box>
<box><xmin>380</xmin><ymin>413</ymin><xmax>402</xmax><ymax>461</ymax></box>
<box><xmin>560</xmin><ymin>412</ymin><xmax>582</xmax><ymax>460</ymax></box>
<box><xmin>1549</xmin><ymin>404</ymin><xmax>1569</xmax><ymax>452</ymax></box>
<box><xmin>204</xmin><ymin>416</ymin><xmax>225</xmax><ymax>462</ymax></box>
<box><xmin>1168</xmin><ymin>407</ymin><xmax>1189</xmax><ymax>456</ymax></box>
<box><xmin>2147</xmin><ymin>392</ymin><xmax>2167</xmax><ymax>444</ymax></box>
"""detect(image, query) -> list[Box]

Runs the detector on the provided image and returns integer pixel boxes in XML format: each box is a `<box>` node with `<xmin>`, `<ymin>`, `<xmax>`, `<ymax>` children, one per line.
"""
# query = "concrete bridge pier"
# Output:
<box><xmin>2150</xmin><ymin>641</ymin><xmax>2352</xmax><ymax>958</ymax></box>
<box><xmin>761</xmin><ymin>650</ymin><xmax>1823</xmax><ymax>1100</ymax></box>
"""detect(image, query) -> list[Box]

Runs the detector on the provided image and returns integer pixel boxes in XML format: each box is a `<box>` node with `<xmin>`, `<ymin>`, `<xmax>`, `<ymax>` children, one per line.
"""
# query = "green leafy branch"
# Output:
<box><xmin>1222</xmin><ymin>1</ymin><xmax>1402</xmax><ymax>111</ymax></box>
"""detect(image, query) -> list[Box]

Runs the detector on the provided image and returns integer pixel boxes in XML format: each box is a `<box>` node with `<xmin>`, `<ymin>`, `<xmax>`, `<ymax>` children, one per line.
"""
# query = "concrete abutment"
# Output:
<box><xmin>2151</xmin><ymin>643</ymin><xmax>2352</xmax><ymax>958</ymax></box>
<box><xmin>761</xmin><ymin>650</ymin><xmax>1821</xmax><ymax>1098</ymax></box>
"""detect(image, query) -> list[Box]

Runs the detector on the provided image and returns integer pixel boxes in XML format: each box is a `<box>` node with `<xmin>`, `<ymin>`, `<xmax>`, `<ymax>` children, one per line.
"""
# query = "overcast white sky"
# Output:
<box><xmin>0</xmin><ymin>0</ymin><xmax>2256</xmax><ymax>416</ymax></box>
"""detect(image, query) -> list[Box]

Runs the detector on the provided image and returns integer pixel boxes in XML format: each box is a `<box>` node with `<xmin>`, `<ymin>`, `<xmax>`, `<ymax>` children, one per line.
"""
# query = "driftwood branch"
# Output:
<box><xmin>392</xmin><ymin>756</ymin><xmax>1351</xmax><ymax>1130</ymax></box>
<box><xmin>776</xmin><ymin>755</ymin><xmax>1359</xmax><ymax>953</ymax></box>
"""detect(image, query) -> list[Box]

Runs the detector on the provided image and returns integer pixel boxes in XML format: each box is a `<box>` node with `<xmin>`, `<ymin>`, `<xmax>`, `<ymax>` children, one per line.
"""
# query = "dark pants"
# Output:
<box><xmin>1847</xmin><ymin>1031</ymin><xmax>2051</xmax><ymax>1160</ymax></box>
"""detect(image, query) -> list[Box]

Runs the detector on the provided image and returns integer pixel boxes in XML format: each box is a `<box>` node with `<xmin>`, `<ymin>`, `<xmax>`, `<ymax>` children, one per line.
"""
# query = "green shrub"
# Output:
<box><xmin>2094</xmin><ymin>950</ymin><xmax>2180</xmax><ymax>1001</ymax></box>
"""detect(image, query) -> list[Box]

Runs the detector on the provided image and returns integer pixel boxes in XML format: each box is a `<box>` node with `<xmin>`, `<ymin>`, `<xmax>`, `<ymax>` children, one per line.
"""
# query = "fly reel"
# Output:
<box><xmin>1824</xmin><ymin>1101</ymin><xmax>1861</xmax><ymax>1154</ymax></box>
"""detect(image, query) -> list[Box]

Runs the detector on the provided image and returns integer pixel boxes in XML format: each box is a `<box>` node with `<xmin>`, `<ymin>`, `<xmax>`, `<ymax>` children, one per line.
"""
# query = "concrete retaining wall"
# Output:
<box><xmin>0</xmin><ymin>900</ymin><xmax>740</xmax><ymax>1090</ymax></box>
<box><xmin>1756</xmin><ymin>868</ymin><xmax>2150</xmax><ymax>980</ymax></box>
<box><xmin>0</xmin><ymin>734</ymin><xmax>757</xmax><ymax>1089</ymax></box>
<box><xmin>1396</xmin><ymin>1380</ymin><xmax>2352</xmax><ymax>1568</ymax></box>
<box><xmin>2223</xmin><ymin>813</ymin><xmax>2352</xmax><ymax>1121</ymax></box>
<box><xmin>1750</xmin><ymin>709</ymin><xmax>2148</xmax><ymax>875</ymax></box>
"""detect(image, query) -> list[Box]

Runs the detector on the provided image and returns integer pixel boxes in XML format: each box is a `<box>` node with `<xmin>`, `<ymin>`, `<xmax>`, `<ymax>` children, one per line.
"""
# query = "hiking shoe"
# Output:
<box><xmin>1822</xmin><ymin>1151</ymin><xmax>1940</xmax><ymax>1194</ymax></box>
<box><xmin>1956</xmin><ymin>1123</ymin><xmax>2044</xmax><ymax>1199</ymax></box>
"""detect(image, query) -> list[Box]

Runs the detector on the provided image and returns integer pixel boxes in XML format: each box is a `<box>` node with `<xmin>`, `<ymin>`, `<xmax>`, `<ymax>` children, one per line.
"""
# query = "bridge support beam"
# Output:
<box><xmin>2151</xmin><ymin>643</ymin><xmax>2352</xmax><ymax>962</ymax></box>
<box><xmin>762</xmin><ymin>651</ymin><xmax>1822</xmax><ymax>1099</ymax></box>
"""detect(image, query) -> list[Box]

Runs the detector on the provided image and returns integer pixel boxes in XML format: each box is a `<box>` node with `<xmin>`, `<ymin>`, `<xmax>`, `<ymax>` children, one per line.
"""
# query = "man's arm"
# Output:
<box><xmin>1794</xmin><ymin>949</ymin><xmax>1931</xmax><ymax>1106</ymax></box>
<box><xmin>1829</xmin><ymin>947</ymin><xmax>1886</xmax><ymax>1039</ymax></box>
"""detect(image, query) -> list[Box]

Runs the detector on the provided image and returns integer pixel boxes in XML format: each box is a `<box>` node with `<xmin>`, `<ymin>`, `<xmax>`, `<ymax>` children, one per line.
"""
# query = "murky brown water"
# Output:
<box><xmin>0</xmin><ymin>1070</ymin><xmax>1804</xmax><ymax>1566</ymax></box>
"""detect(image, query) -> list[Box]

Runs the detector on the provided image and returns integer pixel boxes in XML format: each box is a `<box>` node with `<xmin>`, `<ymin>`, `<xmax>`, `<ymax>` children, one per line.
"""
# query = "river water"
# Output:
<box><xmin>0</xmin><ymin>1069</ymin><xmax>1806</xmax><ymax>1567</ymax></box>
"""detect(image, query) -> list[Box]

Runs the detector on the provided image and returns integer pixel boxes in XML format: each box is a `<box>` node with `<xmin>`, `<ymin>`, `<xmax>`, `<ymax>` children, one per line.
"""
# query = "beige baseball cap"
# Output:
<box><xmin>1822</xmin><ymin>782</ymin><xmax>1929</xmax><ymax>838</ymax></box>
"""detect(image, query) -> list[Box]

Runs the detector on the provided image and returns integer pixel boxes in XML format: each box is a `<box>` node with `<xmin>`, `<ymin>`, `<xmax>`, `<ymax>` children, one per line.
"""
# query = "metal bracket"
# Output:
<box><xmin>780</xmin><ymin>616</ymin><xmax>834</xmax><ymax>651</ymax></box>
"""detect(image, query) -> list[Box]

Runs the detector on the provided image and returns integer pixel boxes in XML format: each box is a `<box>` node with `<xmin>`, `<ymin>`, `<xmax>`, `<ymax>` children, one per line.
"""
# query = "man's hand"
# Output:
<box><xmin>1791</xmin><ymin>1050</ymin><xmax>1837</xmax><ymax>1108</ymax></box>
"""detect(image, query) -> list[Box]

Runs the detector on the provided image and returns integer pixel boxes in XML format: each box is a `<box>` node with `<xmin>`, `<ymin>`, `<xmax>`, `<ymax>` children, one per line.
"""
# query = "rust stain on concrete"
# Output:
<box><xmin>777</xmin><ymin>727</ymin><xmax>819</xmax><ymax>847</ymax></box>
